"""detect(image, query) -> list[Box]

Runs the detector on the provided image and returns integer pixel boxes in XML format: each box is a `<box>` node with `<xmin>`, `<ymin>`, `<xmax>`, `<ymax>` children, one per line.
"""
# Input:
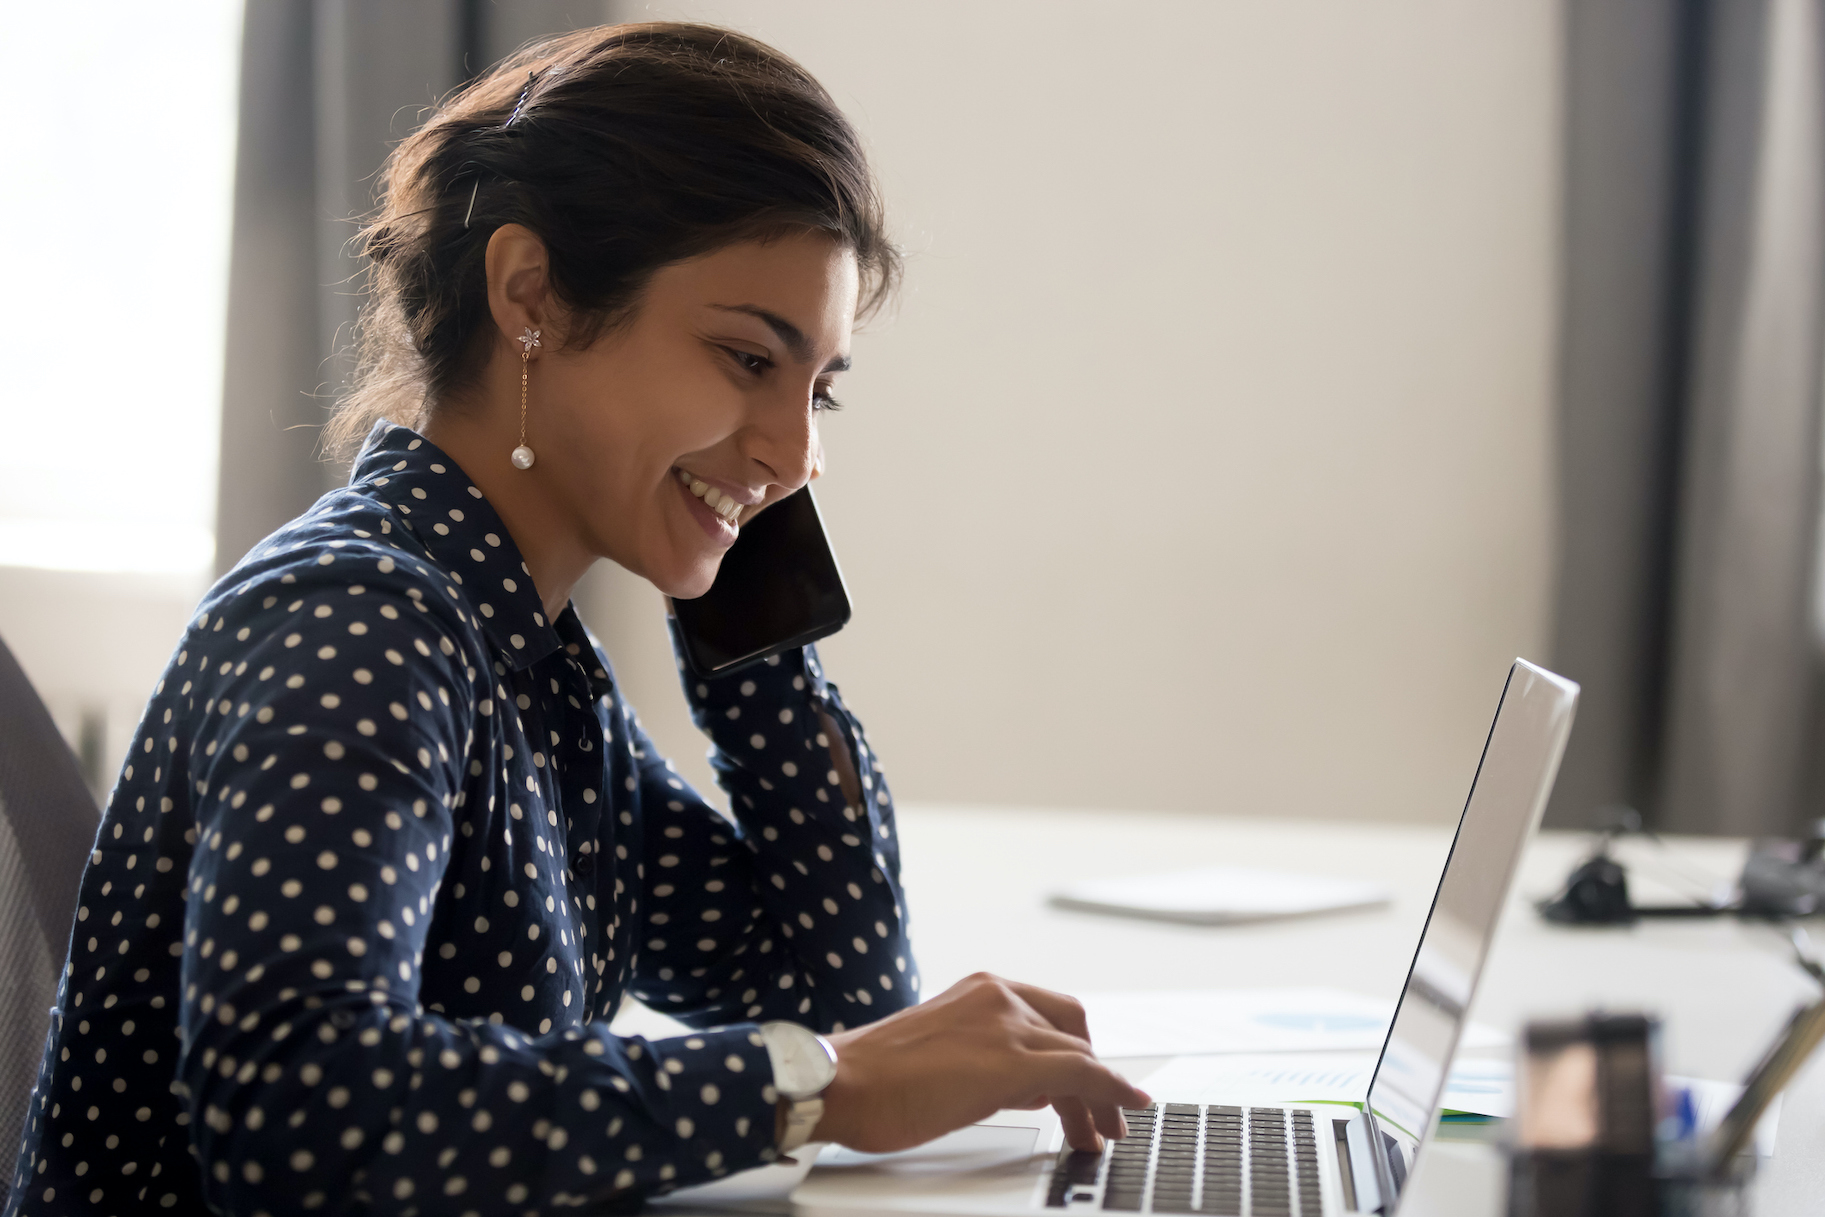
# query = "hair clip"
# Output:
<box><xmin>462</xmin><ymin>177</ymin><xmax>480</xmax><ymax>229</ymax></box>
<box><xmin>505</xmin><ymin>70</ymin><xmax>539</xmax><ymax>128</ymax></box>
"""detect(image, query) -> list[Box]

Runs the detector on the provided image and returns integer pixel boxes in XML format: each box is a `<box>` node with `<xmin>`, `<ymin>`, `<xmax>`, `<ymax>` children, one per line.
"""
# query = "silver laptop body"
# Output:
<box><xmin>759</xmin><ymin>659</ymin><xmax>1579</xmax><ymax>1217</ymax></box>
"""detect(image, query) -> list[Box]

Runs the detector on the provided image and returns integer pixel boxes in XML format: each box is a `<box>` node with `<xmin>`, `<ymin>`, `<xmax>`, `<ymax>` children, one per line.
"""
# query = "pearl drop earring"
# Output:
<box><xmin>511</xmin><ymin>327</ymin><xmax>541</xmax><ymax>470</ymax></box>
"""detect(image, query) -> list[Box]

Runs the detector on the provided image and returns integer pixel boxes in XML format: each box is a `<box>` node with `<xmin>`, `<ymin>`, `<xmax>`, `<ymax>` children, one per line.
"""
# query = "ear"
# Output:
<box><xmin>483</xmin><ymin>224</ymin><xmax>558</xmax><ymax>355</ymax></box>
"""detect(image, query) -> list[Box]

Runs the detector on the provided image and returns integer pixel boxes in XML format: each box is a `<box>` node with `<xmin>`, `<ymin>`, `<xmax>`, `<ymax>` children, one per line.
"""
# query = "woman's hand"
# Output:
<box><xmin>811</xmin><ymin>972</ymin><xmax>1151</xmax><ymax>1154</ymax></box>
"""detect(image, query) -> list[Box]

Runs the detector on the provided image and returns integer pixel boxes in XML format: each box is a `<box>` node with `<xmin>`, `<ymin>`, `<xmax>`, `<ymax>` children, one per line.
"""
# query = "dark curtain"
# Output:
<box><xmin>214</xmin><ymin>0</ymin><xmax>613</xmax><ymax>576</ymax></box>
<box><xmin>1548</xmin><ymin>0</ymin><xmax>1825</xmax><ymax>836</ymax></box>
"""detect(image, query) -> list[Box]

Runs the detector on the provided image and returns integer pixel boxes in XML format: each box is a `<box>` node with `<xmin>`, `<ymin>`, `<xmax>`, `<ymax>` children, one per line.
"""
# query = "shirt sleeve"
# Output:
<box><xmin>179</xmin><ymin>574</ymin><xmax>777</xmax><ymax>1216</ymax></box>
<box><xmin>628</xmin><ymin>630</ymin><xmax>920</xmax><ymax>1032</ymax></box>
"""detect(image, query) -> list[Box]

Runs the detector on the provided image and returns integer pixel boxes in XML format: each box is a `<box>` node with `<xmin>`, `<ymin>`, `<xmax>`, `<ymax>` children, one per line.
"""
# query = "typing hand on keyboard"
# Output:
<box><xmin>815</xmin><ymin>972</ymin><xmax>1153</xmax><ymax>1154</ymax></box>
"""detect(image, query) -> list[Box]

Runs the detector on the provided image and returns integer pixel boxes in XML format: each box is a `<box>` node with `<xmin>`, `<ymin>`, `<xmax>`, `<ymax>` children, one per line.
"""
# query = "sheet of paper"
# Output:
<box><xmin>1051</xmin><ymin>867</ymin><xmax>1392</xmax><ymax>925</ymax></box>
<box><xmin>1138</xmin><ymin>1054</ymin><xmax>1780</xmax><ymax>1157</ymax></box>
<box><xmin>1083</xmin><ymin>986</ymin><xmax>1509</xmax><ymax>1059</ymax></box>
<box><xmin>1139</xmin><ymin>1050</ymin><xmax>1378</xmax><ymax>1105</ymax></box>
<box><xmin>1138</xmin><ymin>1051</ymin><xmax>1517</xmax><ymax>1120</ymax></box>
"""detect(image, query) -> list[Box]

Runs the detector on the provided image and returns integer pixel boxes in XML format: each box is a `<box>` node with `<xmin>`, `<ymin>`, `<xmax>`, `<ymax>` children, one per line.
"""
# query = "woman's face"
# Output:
<box><xmin>530</xmin><ymin>231</ymin><xmax>858</xmax><ymax>598</ymax></box>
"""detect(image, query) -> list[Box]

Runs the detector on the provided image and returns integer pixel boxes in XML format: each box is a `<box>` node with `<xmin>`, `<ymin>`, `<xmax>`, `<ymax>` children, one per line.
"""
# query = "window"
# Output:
<box><xmin>0</xmin><ymin>2</ymin><xmax>243</xmax><ymax>575</ymax></box>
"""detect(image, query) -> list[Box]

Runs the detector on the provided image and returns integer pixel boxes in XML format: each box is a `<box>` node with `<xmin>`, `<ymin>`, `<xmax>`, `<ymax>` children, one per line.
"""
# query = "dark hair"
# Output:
<box><xmin>327</xmin><ymin>22</ymin><xmax>899</xmax><ymax>458</ymax></box>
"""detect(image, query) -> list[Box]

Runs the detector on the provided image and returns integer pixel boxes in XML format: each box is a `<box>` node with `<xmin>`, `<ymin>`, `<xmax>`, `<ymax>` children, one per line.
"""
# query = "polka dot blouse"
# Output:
<box><xmin>7</xmin><ymin>424</ymin><xmax>919</xmax><ymax>1215</ymax></box>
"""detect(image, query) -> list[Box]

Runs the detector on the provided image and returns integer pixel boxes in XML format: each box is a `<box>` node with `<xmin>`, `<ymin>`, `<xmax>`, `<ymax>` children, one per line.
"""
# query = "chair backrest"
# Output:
<box><xmin>0</xmin><ymin>633</ymin><xmax>101</xmax><ymax>1212</ymax></box>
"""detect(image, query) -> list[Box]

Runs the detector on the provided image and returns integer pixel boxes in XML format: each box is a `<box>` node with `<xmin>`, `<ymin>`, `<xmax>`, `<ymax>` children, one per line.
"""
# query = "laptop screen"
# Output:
<box><xmin>1362</xmin><ymin>660</ymin><xmax>1578</xmax><ymax>1204</ymax></box>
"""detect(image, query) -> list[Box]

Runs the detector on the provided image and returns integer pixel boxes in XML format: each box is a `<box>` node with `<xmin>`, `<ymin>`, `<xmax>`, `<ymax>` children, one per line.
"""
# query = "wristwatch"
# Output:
<box><xmin>758</xmin><ymin>1020</ymin><xmax>839</xmax><ymax>1154</ymax></box>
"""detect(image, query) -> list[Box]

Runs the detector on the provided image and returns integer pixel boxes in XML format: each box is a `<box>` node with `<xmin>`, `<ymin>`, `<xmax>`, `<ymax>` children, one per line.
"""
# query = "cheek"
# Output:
<box><xmin>574</xmin><ymin>364</ymin><xmax>743</xmax><ymax>466</ymax></box>
<box><xmin>664</xmin><ymin>369</ymin><xmax>750</xmax><ymax>450</ymax></box>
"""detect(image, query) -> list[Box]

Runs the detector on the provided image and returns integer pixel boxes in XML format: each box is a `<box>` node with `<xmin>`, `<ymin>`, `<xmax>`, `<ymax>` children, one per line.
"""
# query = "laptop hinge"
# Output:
<box><xmin>1331</xmin><ymin>1119</ymin><xmax>1360</xmax><ymax>1211</ymax></box>
<box><xmin>1343</xmin><ymin>1111</ymin><xmax>1394</xmax><ymax>1213</ymax></box>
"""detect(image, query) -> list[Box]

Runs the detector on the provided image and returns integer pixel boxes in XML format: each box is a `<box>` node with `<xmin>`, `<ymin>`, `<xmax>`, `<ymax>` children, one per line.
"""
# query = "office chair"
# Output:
<box><xmin>0</xmin><ymin>634</ymin><xmax>101</xmax><ymax>1210</ymax></box>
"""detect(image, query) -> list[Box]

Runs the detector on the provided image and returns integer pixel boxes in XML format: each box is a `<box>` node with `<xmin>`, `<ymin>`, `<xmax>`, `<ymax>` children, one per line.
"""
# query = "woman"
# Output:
<box><xmin>7</xmin><ymin>22</ymin><xmax>1146</xmax><ymax>1217</ymax></box>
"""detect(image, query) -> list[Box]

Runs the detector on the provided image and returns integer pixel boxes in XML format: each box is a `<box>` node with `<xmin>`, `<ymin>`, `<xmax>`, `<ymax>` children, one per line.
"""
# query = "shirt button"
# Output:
<box><xmin>574</xmin><ymin>854</ymin><xmax>593</xmax><ymax>875</ymax></box>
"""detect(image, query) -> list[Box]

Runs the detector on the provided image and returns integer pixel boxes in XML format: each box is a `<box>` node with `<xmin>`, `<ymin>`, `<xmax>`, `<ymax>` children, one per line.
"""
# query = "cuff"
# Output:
<box><xmin>641</xmin><ymin>1024</ymin><xmax>781</xmax><ymax>1186</ymax></box>
<box><xmin>673</xmin><ymin>634</ymin><xmax>831</xmax><ymax>723</ymax></box>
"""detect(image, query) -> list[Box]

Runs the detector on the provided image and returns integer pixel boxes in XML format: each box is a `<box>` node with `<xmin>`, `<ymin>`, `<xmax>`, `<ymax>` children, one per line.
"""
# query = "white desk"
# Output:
<box><xmin>887</xmin><ymin>803</ymin><xmax>1825</xmax><ymax>1216</ymax></box>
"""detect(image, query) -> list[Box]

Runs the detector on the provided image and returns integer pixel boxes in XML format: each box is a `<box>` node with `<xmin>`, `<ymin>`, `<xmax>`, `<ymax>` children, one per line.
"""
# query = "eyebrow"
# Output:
<box><xmin>709</xmin><ymin>303</ymin><xmax>852</xmax><ymax>374</ymax></box>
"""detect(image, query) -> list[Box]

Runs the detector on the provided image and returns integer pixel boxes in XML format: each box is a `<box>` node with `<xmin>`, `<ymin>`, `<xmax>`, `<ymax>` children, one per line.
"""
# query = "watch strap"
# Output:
<box><xmin>778</xmin><ymin>1095</ymin><xmax>825</xmax><ymax>1155</ymax></box>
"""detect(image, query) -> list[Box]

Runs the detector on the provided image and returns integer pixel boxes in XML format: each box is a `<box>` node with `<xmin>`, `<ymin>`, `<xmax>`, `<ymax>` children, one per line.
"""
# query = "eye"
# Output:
<box><xmin>722</xmin><ymin>347</ymin><xmax>770</xmax><ymax>375</ymax></box>
<box><xmin>812</xmin><ymin>389</ymin><xmax>844</xmax><ymax>413</ymax></box>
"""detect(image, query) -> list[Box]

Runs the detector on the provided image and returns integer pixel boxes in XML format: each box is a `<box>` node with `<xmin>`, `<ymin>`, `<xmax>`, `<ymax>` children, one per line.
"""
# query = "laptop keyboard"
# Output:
<box><xmin>1046</xmin><ymin>1104</ymin><xmax>1323</xmax><ymax>1216</ymax></box>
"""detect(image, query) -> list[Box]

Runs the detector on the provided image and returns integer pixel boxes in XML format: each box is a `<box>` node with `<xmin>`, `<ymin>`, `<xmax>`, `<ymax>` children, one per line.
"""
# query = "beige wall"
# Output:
<box><xmin>585</xmin><ymin>1</ymin><xmax>1566</xmax><ymax>824</ymax></box>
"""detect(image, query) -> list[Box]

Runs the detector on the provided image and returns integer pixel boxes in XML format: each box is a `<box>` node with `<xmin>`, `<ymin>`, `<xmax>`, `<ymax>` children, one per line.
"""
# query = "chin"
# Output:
<box><xmin>651</xmin><ymin>556</ymin><xmax>723</xmax><ymax>601</ymax></box>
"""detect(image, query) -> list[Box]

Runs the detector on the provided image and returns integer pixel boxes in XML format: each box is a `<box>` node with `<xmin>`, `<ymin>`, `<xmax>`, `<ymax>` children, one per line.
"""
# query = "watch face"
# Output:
<box><xmin>767</xmin><ymin>1022</ymin><xmax>836</xmax><ymax>1098</ymax></box>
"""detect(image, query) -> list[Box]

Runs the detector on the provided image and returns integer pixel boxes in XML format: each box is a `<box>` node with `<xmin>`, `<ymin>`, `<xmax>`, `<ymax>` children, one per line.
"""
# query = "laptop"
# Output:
<box><xmin>784</xmin><ymin>658</ymin><xmax>1579</xmax><ymax>1217</ymax></box>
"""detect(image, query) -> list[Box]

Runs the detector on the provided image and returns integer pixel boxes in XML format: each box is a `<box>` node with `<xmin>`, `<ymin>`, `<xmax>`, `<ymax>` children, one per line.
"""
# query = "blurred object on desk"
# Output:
<box><xmin>1507</xmin><ymin>1013</ymin><xmax>1663</xmax><ymax>1217</ymax></box>
<box><xmin>1536</xmin><ymin>810</ymin><xmax>1825</xmax><ymax>924</ymax></box>
<box><xmin>1739</xmin><ymin>832</ymin><xmax>1825</xmax><ymax>918</ymax></box>
<box><xmin>1539</xmin><ymin>808</ymin><xmax>1740</xmax><ymax>925</ymax></box>
<box><xmin>1505</xmin><ymin>929</ymin><xmax>1825</xmax><ymax>1217</ymax></box>
<box><xmin>1050</xmin><ymin>866</ymin><xmax>1392</xmax><ymax>926</ymax></box>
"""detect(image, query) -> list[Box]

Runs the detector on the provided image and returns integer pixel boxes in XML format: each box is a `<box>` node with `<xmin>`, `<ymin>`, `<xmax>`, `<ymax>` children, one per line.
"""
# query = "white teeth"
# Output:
<box><xmin>680</xmin><ymin>472</ymin><xmax>745</xmax><ymax>523</ymax></box>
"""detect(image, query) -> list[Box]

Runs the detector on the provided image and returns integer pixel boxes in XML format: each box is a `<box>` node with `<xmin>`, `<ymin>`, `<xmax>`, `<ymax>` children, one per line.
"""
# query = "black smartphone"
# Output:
<box><xmin>671</xmin><ymin>485</ymin><xmax>851</xmax><ymax>677</ymax></box>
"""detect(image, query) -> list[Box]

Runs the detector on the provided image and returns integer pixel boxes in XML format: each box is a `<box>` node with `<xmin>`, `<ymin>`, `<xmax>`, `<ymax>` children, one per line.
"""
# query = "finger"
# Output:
<box><xmin>1016</xmin><ymin>1033</ymin><xmax>1154</xmax><ymax>1111</ymax></box>
<box><xmin>1044</xmin><ymin>1049</ymin><xmax>1154</xmax><ymax>1112</ymax></box>
<box><xmin>1053</xmin><ymin>1095</ymin><xmax>1103</xmax><ymax>1153</ymax></box>
<box><xmin>1089</xmin><ymin>1100</ymin><xmax>1130</xmax><ymax>1141</ymax></box>
<box><xmin>1005</xmin><ymin>981</ymin><xmax>1092</xmax><ymax>1045</ymax></box>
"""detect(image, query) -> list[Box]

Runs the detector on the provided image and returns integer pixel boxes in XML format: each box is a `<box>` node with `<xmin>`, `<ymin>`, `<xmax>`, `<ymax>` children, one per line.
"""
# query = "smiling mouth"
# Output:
<box><xmin>675</xmin><ymin>469</ymin><xmax>747</xmax><ymax>525</ymax></box>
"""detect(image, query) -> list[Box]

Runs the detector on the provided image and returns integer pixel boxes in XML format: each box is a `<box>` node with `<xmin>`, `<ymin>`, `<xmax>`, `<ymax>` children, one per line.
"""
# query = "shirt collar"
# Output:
<box><xmin>350</xmin><ymin>422</ymin><xmax>566</xmax><ymax>673</ymax></box>
<box><xmin>555</xmin><ymin>607</ymin><xmax>616</xmax><ymax>699</ymax></box>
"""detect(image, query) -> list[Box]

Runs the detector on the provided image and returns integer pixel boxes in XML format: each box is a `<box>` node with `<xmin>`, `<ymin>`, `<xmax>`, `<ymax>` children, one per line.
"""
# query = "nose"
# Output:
<box><xmin>739</xmin><ymin>393</ymin><xmax>820</xmax><ymax>493</ymax></box>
